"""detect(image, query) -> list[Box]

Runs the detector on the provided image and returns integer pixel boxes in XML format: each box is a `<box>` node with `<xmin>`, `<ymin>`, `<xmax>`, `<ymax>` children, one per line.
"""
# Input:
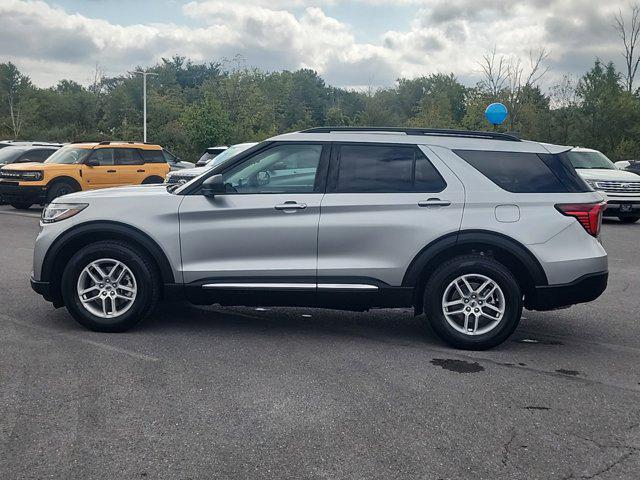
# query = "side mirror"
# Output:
<box><xmin>85</xmin><ymin>159</ymin><xmax>99</xmax><ymax>167</ymax></box>
<box><xmin>201</xmin><ymin>174</ymin><xmax>226</xmax><ymax>197</ymax></box>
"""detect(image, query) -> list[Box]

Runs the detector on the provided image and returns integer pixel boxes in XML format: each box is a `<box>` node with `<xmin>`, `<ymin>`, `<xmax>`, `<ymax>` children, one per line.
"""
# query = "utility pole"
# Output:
<box><xmin>133</xmin><ymin>70</ymin><xmax>158</xmax><ymax>142</ymax></box>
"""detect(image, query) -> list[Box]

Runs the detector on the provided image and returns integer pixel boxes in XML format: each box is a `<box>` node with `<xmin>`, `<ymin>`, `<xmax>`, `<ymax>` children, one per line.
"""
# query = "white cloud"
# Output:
<box><xmin>0</xmin><ymin>0</ymin><xmax>633</xmax><ymax>89</ymax></box>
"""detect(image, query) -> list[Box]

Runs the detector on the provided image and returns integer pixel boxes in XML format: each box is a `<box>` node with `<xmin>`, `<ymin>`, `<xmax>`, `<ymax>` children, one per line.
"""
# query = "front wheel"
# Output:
<box><xmin>619</xmin><ymin>216</ymin><xmax>640</xmax><ymax>224</ymax></box>
<box><xmin>424</xmin><ymin>254</ymin><xmax>523</xmax><ymax>350</ymax></box>
<box><xmin>61</xmin><ymin>241</ymin><xmax>159</xmax><ymax>332</ymax></box>
<box><xmin>46</xmin><ymin>181</ymin><xmax>77</xmax><ymax>203</ymax></box>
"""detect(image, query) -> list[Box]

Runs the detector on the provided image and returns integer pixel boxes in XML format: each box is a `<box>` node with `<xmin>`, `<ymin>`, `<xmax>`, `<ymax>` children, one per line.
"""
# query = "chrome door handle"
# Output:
<box><xmin>418</xmin><ymin>198</ymin><xmax>451</xmax><ymax>208</ymax></box>
<box><xmin>275</xmin><ymin>202</ymin><xmax>307</xmax><ymax>211</ymax></box>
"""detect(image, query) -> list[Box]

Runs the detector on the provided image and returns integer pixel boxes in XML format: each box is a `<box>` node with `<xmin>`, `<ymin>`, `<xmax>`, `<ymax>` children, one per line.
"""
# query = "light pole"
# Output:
<box><xmin>133</xmin><ymin>70</ymin><xmax>158</xmax><ymax>142</ymax></box>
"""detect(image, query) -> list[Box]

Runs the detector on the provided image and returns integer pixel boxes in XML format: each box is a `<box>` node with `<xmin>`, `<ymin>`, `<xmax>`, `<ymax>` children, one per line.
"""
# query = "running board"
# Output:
<box><xmin>202</xmin><ymin>283</ymin><xmax>379</xmax><ymax>291</ymax></box>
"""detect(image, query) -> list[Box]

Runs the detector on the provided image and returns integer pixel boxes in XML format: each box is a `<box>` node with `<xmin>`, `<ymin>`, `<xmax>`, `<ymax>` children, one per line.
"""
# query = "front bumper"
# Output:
<box><xmin>0</xmin><ymin>182</ymin><xmax>46</xmax><ymax>205</ymax></box>
<box><xmin>526</xmin><ymin>271</ymin><xmax>608</xmax><ymax>311</ymax></box>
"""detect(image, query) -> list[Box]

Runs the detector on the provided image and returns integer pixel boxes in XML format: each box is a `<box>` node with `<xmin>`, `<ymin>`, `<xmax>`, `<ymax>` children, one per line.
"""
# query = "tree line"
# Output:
<box><xmin>1</xmin><ymin>49</ymin><xmax>640</xmax><ymax>163</ymax></box>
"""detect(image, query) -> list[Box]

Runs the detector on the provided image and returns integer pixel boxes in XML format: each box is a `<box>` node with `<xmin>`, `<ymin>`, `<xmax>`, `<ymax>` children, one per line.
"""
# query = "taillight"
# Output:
<box><xmin>555</xmin><ymin>202</ymin><xmax>606</xmax><ymax>237</ymax></box>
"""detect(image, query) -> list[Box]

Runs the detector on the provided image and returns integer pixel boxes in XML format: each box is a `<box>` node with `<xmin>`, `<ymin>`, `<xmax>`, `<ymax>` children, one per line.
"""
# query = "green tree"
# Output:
<box><xmin>180</xmin><ymin>93</ymin><xmax>231</xmax><ymax>160</ymax></box>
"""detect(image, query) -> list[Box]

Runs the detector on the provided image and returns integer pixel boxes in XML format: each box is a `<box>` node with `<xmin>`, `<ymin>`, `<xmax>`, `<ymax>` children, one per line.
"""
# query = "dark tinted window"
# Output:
<box><xmin>114</xmin><ymin>148</ymin><xmax>143</xmax><ymax>165</ymax></box>
<box><xmin>336</xmin><ymin>145</ymin><xmax>446</xmax><ymax>193</ymax></box>
<box><xmin>454</xmin><ymin>150</ymin><xmax>568</xmax><ymax>193</ymax></box>
<box><xmin>140</xmin><ymin>149</ymin><xmax>166</xmax><ymax>164</ymax></box>
<box><xmin>19</xmin><ymin>148</ymin><xmax>56</xmax><ymax>162</ymax></box>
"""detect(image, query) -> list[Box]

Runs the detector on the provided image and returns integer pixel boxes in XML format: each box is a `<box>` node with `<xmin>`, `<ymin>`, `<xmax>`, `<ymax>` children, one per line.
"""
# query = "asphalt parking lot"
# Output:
<box><xmin>1</xmin><ymin>205</ymin><xmax>639</xmax><ymax>480</ymax></box>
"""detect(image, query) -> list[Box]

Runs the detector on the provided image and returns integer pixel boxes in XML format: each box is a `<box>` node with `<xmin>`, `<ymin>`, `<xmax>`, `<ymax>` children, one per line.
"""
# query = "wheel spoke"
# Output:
<box><xmin>483</xmin><ymin>303</ymin><xmax>503</xmax><ymax>314</ymax></box>
<box><xmin>444</xmin><ymin>299</ymin><xmax>464</xmax><ymax>308</ymax></box>
<box><xmin>117</xmin><ymin>284</ymin><xmax>135</xmax><ymax>293</ymax></box>
<box><xmin>481</xmin><ymin>285</ymin><xmax>498</xmax><ymax>300</ymax></box>
<box><xmin>91</xmin><ymin>263</ymin><xmax>108</xmax><ymax>280</ymax></box>
<box><xmin>83</xmin><ymin>292</ymin><xmax>101</xmax><ymax>302</ymax></box>
<box><xmin>85</xmin><ymin>267</ymin><xmax>102</xmax><ymax>284</ymax></box>
<box><xmin>475</xmin><ymin>279</ymin><xmax>492</xmax><ymax>295</ymax></box>
<box><xmin>79</xmin><ymin>285</ymin><xmax>99</xmax><ymax>296</ymax></box>
<box><xmin>470</xmin><ymin>314</ymin><xmax>479</xmax><ymax>333</ymax></box>
<box><xmin>454</xmin><ymin>281</ymin><xmax>467</xmax><ymax>298</ymax></box>
<box><xmin>108</xmin><ymin>261</ymin><xmax>122</xmax><ymax>279</ymax></box>
<box><xmin>461</xmin><ymin>277</ymin><xmax>473</xmax><ymax>295</ymax></box>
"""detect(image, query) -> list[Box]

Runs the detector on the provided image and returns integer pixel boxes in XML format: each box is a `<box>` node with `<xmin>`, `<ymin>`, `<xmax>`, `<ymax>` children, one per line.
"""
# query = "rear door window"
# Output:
<box><xmin>453</xmin><ymin>150</ymin><xmax>580</xmax><ymax>193</ymax></box>
<box><xmin>335</xmin><ymin>144</ymin><xmax>446</xmax><ymax>193</ymax></box>
<box><xmin>115</xmin><ymin>148</ymin><xmax>144</xmax><ymax>165</ymax></box>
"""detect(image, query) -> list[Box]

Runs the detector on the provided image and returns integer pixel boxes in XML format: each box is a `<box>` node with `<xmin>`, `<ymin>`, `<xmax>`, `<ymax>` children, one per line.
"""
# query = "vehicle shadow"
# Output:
<box><xmin>140</xmin><ymin>300</ymin><xmax>580</xmax><ymax>353</ymax></box>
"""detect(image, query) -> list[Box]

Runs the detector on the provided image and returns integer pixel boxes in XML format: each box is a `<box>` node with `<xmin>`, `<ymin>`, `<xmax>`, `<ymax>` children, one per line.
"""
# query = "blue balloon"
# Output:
<box><xmin>485</xmin><ymin>102</ymin><xmax>508</xmax><ymax>125</ymax></box>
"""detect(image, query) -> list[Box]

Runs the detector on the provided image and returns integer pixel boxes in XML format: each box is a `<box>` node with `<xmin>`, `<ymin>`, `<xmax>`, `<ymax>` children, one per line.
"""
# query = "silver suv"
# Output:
<box><xmin>31</xmin><ymin>128</ymin><xmax>608</xmax><ymax>350</ymax></box>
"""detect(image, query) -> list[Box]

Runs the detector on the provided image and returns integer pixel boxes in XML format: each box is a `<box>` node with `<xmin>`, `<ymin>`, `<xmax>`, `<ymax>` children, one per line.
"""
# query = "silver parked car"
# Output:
<box><xmin>31</xmin><ymin>127</ymin><xmax>608</xmax><ymax>350</ymax></box>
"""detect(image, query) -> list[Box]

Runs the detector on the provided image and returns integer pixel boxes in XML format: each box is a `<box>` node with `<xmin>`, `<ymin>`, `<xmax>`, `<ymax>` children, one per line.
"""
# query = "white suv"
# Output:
<box><xmin>30</xmin><ymin>128</ymin><xmax>608</xmax><ymax>350</ymax></box>
<box><xmin>567</xmin><ymin>147</ymin><xmax>640</xmax><ymax>223</ymax></box>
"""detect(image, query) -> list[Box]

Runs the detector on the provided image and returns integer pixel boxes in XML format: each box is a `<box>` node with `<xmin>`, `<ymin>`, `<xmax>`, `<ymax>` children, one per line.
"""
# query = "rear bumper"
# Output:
<box><xmin>526</xmin><ymin>271</ymin><xmax>608</xmax><ymax>311</ymax></box>
<box><xmin>0</xmin><ymin>183</ymin><xmax>46</xmax><ymax>205</ymax></box>
<box><xmin>603</xmin><ymin>200</ymin><xmax>640</xmax><ymax>217</ymax></box>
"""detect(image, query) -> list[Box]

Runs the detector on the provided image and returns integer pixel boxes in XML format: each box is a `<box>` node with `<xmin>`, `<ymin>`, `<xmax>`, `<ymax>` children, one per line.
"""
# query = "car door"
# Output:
<box><xmin>317</xmin><ymin>143</ymin><xmax>465</xmax><ymax>287</ymax></box>
<box><xmin>178</xmin><ymin>142</ymin><xmax>329</xmax><ymax>290</ymax></box>
<box><xmin>82</xmin><ymin>148</ymin><xmax>117</xmax><ymax>189</ymax></box>
<box><xmin>114</xmin><ymin>148</ymin><xmax>146</xmax><ymax>184</ymax></box>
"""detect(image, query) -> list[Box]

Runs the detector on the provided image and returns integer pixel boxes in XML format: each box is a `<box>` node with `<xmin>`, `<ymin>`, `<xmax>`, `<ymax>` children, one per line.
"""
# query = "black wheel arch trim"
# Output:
<box><xmin>40</xmin><ymin>220</ymin><xmax>176</xmax><ymax>286</ymax></box>
<box><xmin>46</xmin><ymin>175</ymin><xmax>82</xmax><ymax>191</ymax></box>
<box><xmin>402</xmin><ymin>229</ymin><xmax>548</xmax><ymax>287</ymax></box>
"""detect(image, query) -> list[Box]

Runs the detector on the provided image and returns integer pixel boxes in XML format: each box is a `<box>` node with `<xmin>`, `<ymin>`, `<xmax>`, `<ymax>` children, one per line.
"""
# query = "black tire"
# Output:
<box><xmin>46</xmin><ymin>180</ymin><xmax>77</xmax><ymax>203</ymax></box>
<box><xmin>619</xmin><ymin>216</ymin><xmax>640</xmax><ymax>224</ymax></box>
<box><xmin>10</xmin><ymin>202</ymin><xmax>32</xmax><ymax>210</ymax></box>
<box><xmin>423</xmin><ymin>254</ymin><xmax>523</xmax><ymax>350</ymax></box>
<box><xmin>142</xmin><ymin>176</ymin><xmax>164</xmax><ymax>184</ymax></box>
<box><xmin>61</xmin><ymin>240</ymin><xmax>159</xmax><ymax>332</ymax></box>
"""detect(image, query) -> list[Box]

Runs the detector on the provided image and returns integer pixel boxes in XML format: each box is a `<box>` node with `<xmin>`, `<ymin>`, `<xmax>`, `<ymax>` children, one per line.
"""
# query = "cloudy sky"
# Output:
<box><xmin>0</xmin><ymin>0</ymin><xmax>631</xmax><ymax>89</ymax></box>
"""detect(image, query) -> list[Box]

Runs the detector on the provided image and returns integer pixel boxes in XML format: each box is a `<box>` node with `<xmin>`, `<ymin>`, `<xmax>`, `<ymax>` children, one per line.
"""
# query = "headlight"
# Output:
<box><xmin>584</xmin><ymin>179</ymin><xmax>599</xmax><ymax>189</ymax></box>
<box><xmin>20</xmin><ymin>171</ymin><xmax>44</xmax><ymax>181</ymax></box>
<box><xmin>41</xmin><ymin>203</ymin><xmax>88</xmax><ymax>223</ymax></box>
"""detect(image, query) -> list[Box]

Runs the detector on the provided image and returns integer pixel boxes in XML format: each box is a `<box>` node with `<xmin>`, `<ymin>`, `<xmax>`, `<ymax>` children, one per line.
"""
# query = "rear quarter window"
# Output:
<box><xmin>454</xmin><ymin>150</ymin><xmax>589</xmax><ymax>193</ymax></box>
<box><xmin>139</xmin><ymin>149</ymin><xmax>166</xmax><ymax>164</ymax></box>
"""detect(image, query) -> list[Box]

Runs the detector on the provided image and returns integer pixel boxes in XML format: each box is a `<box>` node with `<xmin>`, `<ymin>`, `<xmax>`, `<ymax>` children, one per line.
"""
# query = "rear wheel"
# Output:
<box><xmin>423</xmin><ymin>254</ymin><xmax>523</xmax><ymax>350</ymax></box>
<box><xmin>46</xmin><ymin>181</ymin><xmax>77</xmax><ymax>203</ymax></box>
<box><xmin>619</xmin><ymin>216</ymin><xmax>640</xmax><ymax>224</ymax></box>
<box><xmin>61</xmin><ymin>241</ymin><xmax>159</xmax><ymax>332</ymax></box>
<box><xmin>10</xmin><ymin>202</ymin><xmax>32</xmax><ymax>210</ymax></box>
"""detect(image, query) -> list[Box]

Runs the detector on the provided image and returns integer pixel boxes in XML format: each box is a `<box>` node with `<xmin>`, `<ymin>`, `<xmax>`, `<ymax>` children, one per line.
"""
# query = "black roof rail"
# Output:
<box><xmin>300</xmin><ymin>127</ymin><xmax>522</xmax><ymax>142</ymax></box>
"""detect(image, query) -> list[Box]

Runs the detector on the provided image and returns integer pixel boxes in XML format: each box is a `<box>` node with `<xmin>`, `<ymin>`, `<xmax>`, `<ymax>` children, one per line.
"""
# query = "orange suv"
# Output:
<box><xmin>0</xmin><ymin>141</ymin><xmax>170</xmax><ymax>209</ymax></box>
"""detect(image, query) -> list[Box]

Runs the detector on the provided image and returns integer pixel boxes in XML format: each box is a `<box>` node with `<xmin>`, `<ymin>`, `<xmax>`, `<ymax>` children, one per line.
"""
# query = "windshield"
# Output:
<box><xmin>0</xmin><ymin>147</ymin><xmax>25</xmax><ymax>164</ymax></box>
<box><xmin>566</xmin><ymin>150</ymin><xmax>616</xmax><ymax>170</ymax></box>
<box><xmin>208</xmin><ymin>143</ymin><xmax>256</xmax><ymax>167</ymax></box>
<box><xmin>44</xmin><ymin>147</ymin><xmax>91</xmax><ymax>165</ymax></box>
